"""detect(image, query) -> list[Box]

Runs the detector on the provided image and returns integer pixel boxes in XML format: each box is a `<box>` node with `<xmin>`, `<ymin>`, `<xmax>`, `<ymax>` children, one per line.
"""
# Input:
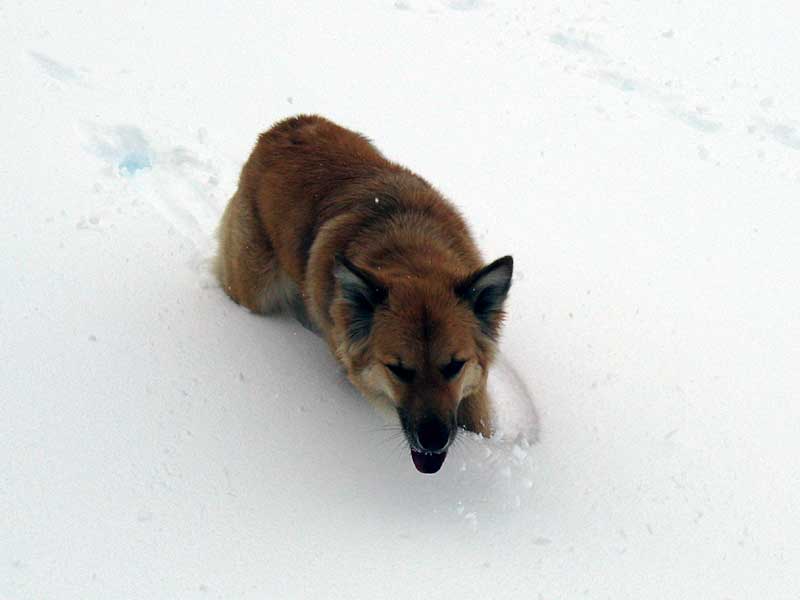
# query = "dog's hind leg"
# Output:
<box><xmin>214</xmin><ymin>190</ymin><xmax>288</xmax><ymax>314</ymax></box>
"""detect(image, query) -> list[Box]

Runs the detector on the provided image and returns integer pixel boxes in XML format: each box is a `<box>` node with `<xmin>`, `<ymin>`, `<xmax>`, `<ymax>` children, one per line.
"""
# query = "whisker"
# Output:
<box><xmin>364</xmin><ymin>424</ymin><xmax>404</xmax><ymax>436</ymax></box>
<box><xmin>375</xmin><ymin>432</ymin><xmax>407</xmax><ymax>448</ymax></box>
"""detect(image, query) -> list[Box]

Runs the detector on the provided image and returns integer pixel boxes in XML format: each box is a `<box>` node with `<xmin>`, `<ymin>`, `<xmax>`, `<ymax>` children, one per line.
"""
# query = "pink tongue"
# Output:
<box><xmin>411</xmin><ymin>450</ymin><xmax>447</xmax><ymax>474</ymax></box>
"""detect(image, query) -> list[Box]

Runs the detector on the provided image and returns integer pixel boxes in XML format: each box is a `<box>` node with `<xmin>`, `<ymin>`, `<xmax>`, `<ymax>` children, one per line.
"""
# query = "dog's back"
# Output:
<box><xmin>218</xmin><ymin>115</ymin><xmax>482</xmax><ymax>327</ymax></box>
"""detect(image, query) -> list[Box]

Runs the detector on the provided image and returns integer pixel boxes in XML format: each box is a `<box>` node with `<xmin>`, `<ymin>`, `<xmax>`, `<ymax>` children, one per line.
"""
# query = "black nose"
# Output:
<box><xmin>416</xmin><ymin>418</ymin><xmax>450</xmax><ymax>452</ymax></box>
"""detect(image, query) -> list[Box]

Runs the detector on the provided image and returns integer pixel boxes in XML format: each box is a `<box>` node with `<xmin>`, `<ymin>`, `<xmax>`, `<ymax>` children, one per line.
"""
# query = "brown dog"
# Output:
<box><xmin>215</xmin><ymin>115</ymin><xmax>513</xmax><ymax>473</ymax></box>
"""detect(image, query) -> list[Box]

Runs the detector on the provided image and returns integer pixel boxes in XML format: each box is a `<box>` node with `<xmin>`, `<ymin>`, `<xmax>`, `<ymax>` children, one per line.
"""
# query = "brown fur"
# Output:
<box><xmin>215</xmin><ymin>115</ymin><xmax>513</xmax><ymax>442</ymax></box>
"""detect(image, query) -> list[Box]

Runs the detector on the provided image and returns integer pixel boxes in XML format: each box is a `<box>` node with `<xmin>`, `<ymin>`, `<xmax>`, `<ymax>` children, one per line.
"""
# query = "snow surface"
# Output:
<box><xmin>2</xmin><ymin>1</ymin><xmax>800</xmax><ymax>598</ymax></box>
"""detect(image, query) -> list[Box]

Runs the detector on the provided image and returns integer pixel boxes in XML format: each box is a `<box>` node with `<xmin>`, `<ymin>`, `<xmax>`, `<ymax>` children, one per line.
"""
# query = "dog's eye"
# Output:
<box><xmin>440</xmin><ymin>359</ymin><xmax>466</xmax><ymax>379</ymax></box>
<box><xmin>386</xmin><ymin>363</ymin><xmax>416</xmax><ymax>383</ymax></box>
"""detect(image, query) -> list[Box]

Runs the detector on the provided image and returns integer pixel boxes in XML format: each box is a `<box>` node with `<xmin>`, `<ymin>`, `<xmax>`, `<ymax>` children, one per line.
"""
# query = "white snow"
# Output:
<box><xmin>2</xmin><ymin>1</ymin><xmax>800</xmax><ymax>598</ymax></box>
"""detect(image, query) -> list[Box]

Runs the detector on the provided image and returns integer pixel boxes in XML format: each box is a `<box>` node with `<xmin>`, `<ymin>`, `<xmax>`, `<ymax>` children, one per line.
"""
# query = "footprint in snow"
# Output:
<box><xmin>78</xmin><ymin>122</ymin><xmax>226</xmax><ymax>257</ymax></box>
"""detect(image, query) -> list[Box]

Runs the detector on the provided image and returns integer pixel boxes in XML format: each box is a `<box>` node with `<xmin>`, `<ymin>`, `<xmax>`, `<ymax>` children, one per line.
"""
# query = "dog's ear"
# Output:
<box><xmin>334</xmin><ymin>254</ymin><xmax>388</xmax><ymax>341</ymax></box>
<box><xmin>456</xmin><ymin>256</ymin><xmax>513</xmax><ymax>338</ymax></box>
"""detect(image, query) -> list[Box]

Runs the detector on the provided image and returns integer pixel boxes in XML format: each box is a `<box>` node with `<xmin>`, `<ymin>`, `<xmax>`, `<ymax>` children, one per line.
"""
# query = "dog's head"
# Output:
<box><xmin>331</xmin><ymin>254</ymin><xmax>513</xmax><ymax>473</ymax></box>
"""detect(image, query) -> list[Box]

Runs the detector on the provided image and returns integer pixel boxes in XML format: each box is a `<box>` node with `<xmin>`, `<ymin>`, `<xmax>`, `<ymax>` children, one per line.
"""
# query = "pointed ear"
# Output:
<box><xmin>455</xmin><ymin>256</ymin><xmax>513</xmax><ymax>338</ymax></box>
<box><xmin>333</xmin><ymin>254</ymin><xmax>388</xmax><ymax>341</ymax></box>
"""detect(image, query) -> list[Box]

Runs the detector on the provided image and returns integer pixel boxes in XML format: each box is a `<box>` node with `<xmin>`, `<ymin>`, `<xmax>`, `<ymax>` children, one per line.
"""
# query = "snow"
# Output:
<box><xmin>2</xmin><ymin>1</ymin><xmax>800</xmax><ymax>598</ymax></box>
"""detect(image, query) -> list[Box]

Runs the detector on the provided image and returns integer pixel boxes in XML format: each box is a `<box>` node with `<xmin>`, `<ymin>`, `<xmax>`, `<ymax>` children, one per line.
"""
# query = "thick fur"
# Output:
<box><xmin>215</xmin><ymin>115</ymin><xmax>512</xmax><ymax>441</ymax></box>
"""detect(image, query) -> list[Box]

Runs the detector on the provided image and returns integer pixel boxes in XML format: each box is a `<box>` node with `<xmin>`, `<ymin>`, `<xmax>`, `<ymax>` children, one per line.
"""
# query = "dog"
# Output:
<box><xmin>215</xmin><ymin>115</ymin><xmax>513</xmax><ymax>473</ymax></box>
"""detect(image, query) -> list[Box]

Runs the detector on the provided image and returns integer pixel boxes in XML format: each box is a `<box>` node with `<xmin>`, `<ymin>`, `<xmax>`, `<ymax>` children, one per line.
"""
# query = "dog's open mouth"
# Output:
<box><xmin>411</xmin><ymin>449</ymin><xmax>447</xmax><ymax>474</ymax></box>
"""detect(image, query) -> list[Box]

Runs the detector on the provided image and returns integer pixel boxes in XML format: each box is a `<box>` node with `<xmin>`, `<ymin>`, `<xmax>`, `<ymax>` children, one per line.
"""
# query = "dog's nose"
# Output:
<box><xmin>416</xmin><ymin>417</ymin><xmax>450</xmax><ymax>452</ymax></box>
